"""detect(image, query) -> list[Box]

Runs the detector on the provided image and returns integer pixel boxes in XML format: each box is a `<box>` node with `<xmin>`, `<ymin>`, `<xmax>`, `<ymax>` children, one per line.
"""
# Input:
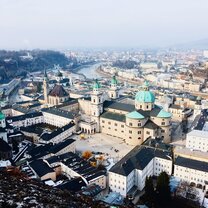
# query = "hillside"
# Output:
<box><xmin>0</xmin><ymin>170</ymin><xmax>133</xmax><ymax>208</ymax></box>
<box><xmin>0</xmin><ymin>50</ymin><xmax>75</xmax><ymax>82</ymax></box>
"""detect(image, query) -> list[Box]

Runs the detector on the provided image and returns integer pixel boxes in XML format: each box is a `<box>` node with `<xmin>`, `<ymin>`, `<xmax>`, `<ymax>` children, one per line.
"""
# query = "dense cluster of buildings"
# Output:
<box><xmin>0</xmin><ymin>54</ymin><xmax>208</xmax><ymax>207</ymax></box>
<box><xmin>40</xmin><ymin>70</ymin><xmax>172</xmax><ymax>145</ymax></box>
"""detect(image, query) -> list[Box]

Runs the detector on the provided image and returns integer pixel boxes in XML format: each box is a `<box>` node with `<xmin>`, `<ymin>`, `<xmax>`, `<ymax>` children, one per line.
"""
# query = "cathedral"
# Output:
<box><xmin>43</xmin><ymin>71</ymin><xmax>172</xmax><ymax>145</ymax></box>
<box><xmin>43</xmin><ymin>69</ymin><xmax>69</xmax><ymax>106</ymax></box>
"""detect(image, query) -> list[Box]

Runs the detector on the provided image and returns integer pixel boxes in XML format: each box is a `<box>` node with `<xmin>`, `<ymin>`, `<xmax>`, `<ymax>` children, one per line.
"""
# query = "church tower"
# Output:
<box><xmin>91</xmin><ymin>79</ymin><xmax>103</xmax><ymax>132</ymax></box>
<box><xmin>0</xmin><ymin>110</ymin><xmax>7</xmax><ymax>142</ymax></box>
<box><xmin>56</xmin><ymin>70</ymin><xmax>63</xmax><ymax>83</ymax></box>
<box><xmin>108</xmin><ymin>75</ymin><xmax>119</xmax><ymax>99</ymax></box>
<box><xmin>43</xmin><ymin>69</ymin><xmax>49</xmax><ymax>104</ymax></box>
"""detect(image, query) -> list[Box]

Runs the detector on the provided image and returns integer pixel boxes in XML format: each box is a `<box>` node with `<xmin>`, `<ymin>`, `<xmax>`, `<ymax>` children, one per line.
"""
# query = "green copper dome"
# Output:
<box><xmin>135</xmin><ymin>80</ymin><xmax>155</xmax><ymax>103</ymax></box>
<box><xmin>126</xmin><ymin>111</ymin><xmax>145</xmax><ymax>119</ymax></box>
<box><xmin>135</xmin><ymin>90</ymin><xmax>155</xmax><ymax>103</ymax></box>
<box><xmin>0</xmin><ymin>111</ymin><xmax>5</xmax><ymax>120</ymax></box>
<box><xmin>111</xmin><ymin>75</ymin><xmax>118</xmax><ymax>85</ymax></box>
<box><xmin>93</xmin><ymin>79</ymin><xmax>101</xmax><ymax>90</ymax></box>
<box><xmin>157</xmin><ymin>109</ymin><xmax>172</xmax><ymax>118</ymax></box>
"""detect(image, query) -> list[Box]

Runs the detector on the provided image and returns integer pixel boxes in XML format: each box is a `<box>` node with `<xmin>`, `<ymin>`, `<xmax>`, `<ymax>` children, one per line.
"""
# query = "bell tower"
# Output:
<box><xmin>43</xmin><ymin>69</ymin><xmax>49</xmax><ymax>104</ymax></box>
<box><xmin>91</xmin><ymin>79</ymin><xmax>103</xmax><ymax>132</ymax></box>
<box><xmin>108</xmin><ymin>75</ymin><xmax>119</xmax><ymax>99</ymax></box>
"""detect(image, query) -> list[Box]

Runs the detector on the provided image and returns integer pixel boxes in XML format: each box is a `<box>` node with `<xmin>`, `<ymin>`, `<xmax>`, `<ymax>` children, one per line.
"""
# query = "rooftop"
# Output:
<box><xmin>48</xmin><ymin>85</ymin><xmax>68</xmax><ymax>97</ymax></box>
<box><xmin>110</xmin><ymin>145</ymin><xmax>172</xmax><ymax>176</ymax></box>
<box><xmin>57</xmin><ymin>177</ymin><xmax>87</xmax><ymax>192</ymax></box>
<box><xmin>100</xmin><ymin>111</ymin><xmax>126</xmax><ymax>122</ymax></box>
<box><xmin>41</xmin><ymin>122</ymin><xmax>75</xmax><ymax>141</ymax></box>
<box><xmin>42</xmin><ymin>107</ymin><xmax>78</xmax><ymax>119</ymax></box>
<box><xmin>0</xmin><ymin>139</ymin><xmax>12</xmax><ymax>152</ymax></box>
<box><xmin>175</xmin><ymin>156</ymin><xmax>208</xmax><ymax>172</ymax></box>
<box><xmin>7</xmin><ymin>112</ymin><xmax>43</xmax><ymax>123</ymax></box>
<box><xmin>144</xmin><ymin>120</ymin><xmax>159</xmax><ymax>129</ymax></box>
<box><xmin>126</xmin><ymin>111</ymin><xmax>145</xmax><ymax>119</ymax></box>
<box><xmin>30</xmin><ymin>159</ymin><xmax>55</xmax><ymax>177</ymax></box>
<box><xmin>156</xmin><ymin>109</ymin><xmax>172</xmax><ymax>118</ymax></box>
<box><xmin>103</xmin><ymin>100</ymin><xmax>134</xmax><ymax>112</ymax></box>
<box><xmin>187</xmin><ymin>129</ymin><xmax>208</xmax><ymax>138</ymax></box>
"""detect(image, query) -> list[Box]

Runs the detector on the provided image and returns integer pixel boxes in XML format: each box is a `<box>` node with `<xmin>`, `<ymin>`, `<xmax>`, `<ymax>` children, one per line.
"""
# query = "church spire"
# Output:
<box><xmin>43</xmin><ymin>68</ymin><xmax>49</xmax><ymax>104</ymax></box>
<box><xmin>93</xmin><ymin>79</ymin><xmax>101</xmax><ymax>93</ymax></box>
<box><xmin>44</xmin><ymin>68</ymin><xmax>48</xmax><ymax>82</ymax></box>
<box><xmin>111</xmin><ymin>75</ymin><xmax>118</xmax><ymax>88</ymax></box>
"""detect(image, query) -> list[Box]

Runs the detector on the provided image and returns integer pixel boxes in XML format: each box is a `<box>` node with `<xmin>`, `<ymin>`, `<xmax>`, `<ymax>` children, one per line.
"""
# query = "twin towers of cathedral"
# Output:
<box><xmin>43</xmin><ymin>69</ymin><xmax>119</xmax><ymax>106</ymax></box>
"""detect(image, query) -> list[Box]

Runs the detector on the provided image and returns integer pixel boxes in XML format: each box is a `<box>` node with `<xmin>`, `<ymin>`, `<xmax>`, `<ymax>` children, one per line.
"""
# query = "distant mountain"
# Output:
<box><xmin>171</xmin><ymin>39</ymin><xmax>208</xmax><ymax>50</ymax></box>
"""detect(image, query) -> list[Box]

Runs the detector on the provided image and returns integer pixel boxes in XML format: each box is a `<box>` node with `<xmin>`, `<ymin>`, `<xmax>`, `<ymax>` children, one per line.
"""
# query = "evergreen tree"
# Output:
<box><xmin>156</xmin><ymin>171</ymin><xmax>171</xmax><ymax>205</ymax></box>
<box><xmin>144</xmin><ymin>176</ymin><xmax>155</xmax><ymax>206</ymax></box>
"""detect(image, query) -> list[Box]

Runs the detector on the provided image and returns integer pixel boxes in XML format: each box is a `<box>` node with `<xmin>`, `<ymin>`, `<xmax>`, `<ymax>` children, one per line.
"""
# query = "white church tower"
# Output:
<box><xmin>43</xmin><ymin>69</ymin><xmax>49</xmax><ymax>104</ymax></box>
<box><xmin>108</xmin><ymin>75</ymin><xmax>119</xmax><ymax>100</ymax></box>
<box><xmin>91</xmin><ymin>79</ymin><xmax>103</xmax><ymax>132</ymax></box>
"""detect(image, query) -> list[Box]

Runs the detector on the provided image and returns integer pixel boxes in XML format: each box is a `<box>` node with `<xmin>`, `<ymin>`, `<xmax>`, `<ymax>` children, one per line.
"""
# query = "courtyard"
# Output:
<box><xmin>74</xmin><ymin>133</ymin><xmax>135</xmax><ymax>169</ymax></box>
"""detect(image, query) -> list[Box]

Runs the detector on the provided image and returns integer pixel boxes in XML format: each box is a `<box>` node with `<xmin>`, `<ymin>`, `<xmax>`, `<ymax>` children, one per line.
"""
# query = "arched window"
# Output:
<box><xmin>138</xmin><ymin>137</ymin><xmax>141</xmax><ymax>140</ymax></box>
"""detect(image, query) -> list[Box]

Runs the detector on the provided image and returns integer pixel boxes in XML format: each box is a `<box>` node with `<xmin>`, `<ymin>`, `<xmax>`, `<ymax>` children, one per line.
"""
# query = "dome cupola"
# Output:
<box><xmin>135</xmin><ymin>81</ymin><xmax>155</xmax><ymax>111</ymax></box>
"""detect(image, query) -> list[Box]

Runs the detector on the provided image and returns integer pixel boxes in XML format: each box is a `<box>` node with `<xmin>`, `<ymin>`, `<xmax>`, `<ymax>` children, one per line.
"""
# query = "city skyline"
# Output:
<box><xmin>0</xmin><ymin>0</ymin><xmax>208</xmax><ymax>49</ymax></box>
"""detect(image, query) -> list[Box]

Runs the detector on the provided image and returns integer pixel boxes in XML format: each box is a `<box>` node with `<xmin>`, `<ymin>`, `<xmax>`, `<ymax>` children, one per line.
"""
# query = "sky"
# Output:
<box><xmin>0</xmin><ymin>0</ymin><xmax>208</xmax><ymax>49</ymax></box>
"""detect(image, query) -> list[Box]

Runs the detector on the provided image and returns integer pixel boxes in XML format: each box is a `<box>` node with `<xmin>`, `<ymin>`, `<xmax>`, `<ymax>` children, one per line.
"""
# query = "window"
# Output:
<box><xmin>147</xmin><ymin>105</ymin><xmax>149</xmax><ymax>109</ymax></box>
<box><xmin>138</xmin><ymin>137</ymin><xmax>141</xmax><ymax>140</ymax></box>
<box><xmin>138</xmin><ymin>123</ymin><xmax>141</xmax><ymax>127</ymax></box>
<box><xmin>129</xmin><ymin>122</ymin><xmax>132</xmax><ymax>126</ymax></box>
<box><xmin>121</xmin><ymin>125</ymin><xmax>124</xmax><ymax>128</ymax></box>
<box><xmin>115</xmin><ymin>123</ymin><xmax>117</xmax><ymax>126</ymax></box>
<box><xmin>129</xmin><ymin>137</ymin><xmax>132</xmax><ymax>139</ymax></box>
<box><xmin>146</xmin><ymin>131</ymin><xmax>150</xmax><ymax>135</ymax></box>
<box><xmin>93</xmin><ymin>99</ymin><xmax>95</xmax><ymax>103</ymax></box>
<box><xmin>138</xmin><ymin>131</ymin><xmax>141</xmax><ymax>134</ymax></box>
<box><xmin>108</xmin><ymin>122</ymin><xmax>111</xmax><ymax>125</ymax></box>
<box><xmin>129</xmin><ymin>130</ymin><xmax>132</xmax><ymax>134</ymax></box>
<box><xmin>161</xmin><ymin>122</ymin><xmax>165</xmax><ymax>125</ymax></box>
<box><xmin>140</xmin><ymin>105</ymin><xmax>142</xmax><ymax>108</ymax></box>
<box><xmin>161</xmin><ymin>130</ymin><xmax>165</xmax><ymax>133</ymax></box>
<box><xmin>102</xmin><ymin>120</ymin><xmax>105</xmax><ymax>123</ymax></box>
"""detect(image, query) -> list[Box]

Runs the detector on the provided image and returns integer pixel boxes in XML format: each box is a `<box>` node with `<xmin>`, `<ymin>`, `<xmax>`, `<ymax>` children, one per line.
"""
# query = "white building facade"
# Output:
<box><xmin>186</xmin><ymin>130</ymin><xmax>208</xmax><ymax>152</ymax></box>
<box><xmin>109</xmin><ymin>146</ymin><xmax>173</xmax><ymax>197</ymax></box>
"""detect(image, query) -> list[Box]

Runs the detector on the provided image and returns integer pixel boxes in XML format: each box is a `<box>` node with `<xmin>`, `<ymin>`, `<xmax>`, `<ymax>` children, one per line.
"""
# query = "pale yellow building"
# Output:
<box><xmin>100</xmin><ymin>81</ymin><xmax>172</xmax><ymax>145</ymax></box>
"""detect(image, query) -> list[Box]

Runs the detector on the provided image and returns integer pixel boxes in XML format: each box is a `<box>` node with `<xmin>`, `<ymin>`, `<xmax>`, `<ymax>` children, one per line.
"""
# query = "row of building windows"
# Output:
<box><xmin>129</xmin><ymin>122</ymin><xmax>142</xmax><ymax>127</ymax></box>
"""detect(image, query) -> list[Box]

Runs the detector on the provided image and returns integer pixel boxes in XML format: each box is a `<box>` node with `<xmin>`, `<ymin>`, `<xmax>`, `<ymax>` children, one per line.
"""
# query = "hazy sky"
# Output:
<box><xmin>0</xmin><ymin>0</ymin><xmax>208</xmax><ymax>49</ymax></box>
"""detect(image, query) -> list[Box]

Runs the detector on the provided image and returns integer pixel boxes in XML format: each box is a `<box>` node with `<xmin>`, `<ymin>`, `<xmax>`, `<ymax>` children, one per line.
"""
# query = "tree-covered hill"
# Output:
<box><xmin>0</xmin><ymin>50</ymin><xmax>75</xmax><ymax>82</ymax></box>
